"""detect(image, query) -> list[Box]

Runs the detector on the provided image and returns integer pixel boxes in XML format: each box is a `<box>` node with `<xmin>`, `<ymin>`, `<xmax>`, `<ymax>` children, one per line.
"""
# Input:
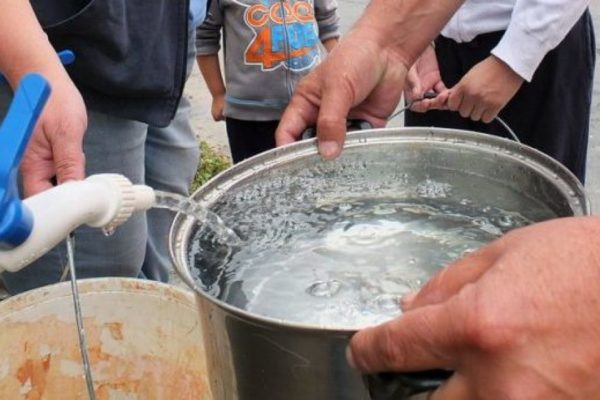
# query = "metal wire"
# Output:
<box><xmin>388</xmin><ymin>96</ymin><xmax>521</xmax><ymax>143</ymax></box>
<box><xmin>66</xmin><ymin>234</ymin><xmax>96</xmax><ymax>400</ymax></box>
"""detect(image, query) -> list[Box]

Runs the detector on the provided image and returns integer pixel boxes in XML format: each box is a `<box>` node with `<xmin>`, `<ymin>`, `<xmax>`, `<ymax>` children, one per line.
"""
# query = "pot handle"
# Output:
<box><xmin>365</xmin><ymin>369</ymin><xmax>453</xmax><ymax>400</ymax></box>
<box><xmin>389</xmin><ymin>91</ymin><xmax>521</xmax><ymax>143</ymax></box>
<box><xmin>300</xmin><ymin>120</ymin><xmax>373</xmax><ymax>140</ymax></box>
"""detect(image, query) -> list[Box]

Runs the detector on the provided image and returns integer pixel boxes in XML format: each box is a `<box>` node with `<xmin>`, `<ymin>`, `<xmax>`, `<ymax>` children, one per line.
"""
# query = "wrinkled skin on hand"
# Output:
<box><xmin>275</xmin><ymin>33</ymin><xmax>407</xmax><ymax>160</ymax></box>
<box><xmin>20</xmin><ymin>76</ymin><xmax>87</xmax><ymax>197</ymax></box>
<box><xmin>446</xmin><ymin>55</ymin><xmax>524</xmax><ymax>123</ymax></box>
<box><xmin>349</xmin><ymin>216</ymin><xmax>600</xmax><ymax>399</ymax></box>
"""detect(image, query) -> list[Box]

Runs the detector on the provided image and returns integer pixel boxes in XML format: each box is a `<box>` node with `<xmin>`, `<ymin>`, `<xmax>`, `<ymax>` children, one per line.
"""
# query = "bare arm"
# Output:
<box><xmin>0</xmin><ymin>0</ymin><xmax>87</xmax><ymax>196</ymax></box>
<box><xmin>0</xmin><ymin>0</ymin><xmax>68</xmax><ymax>87</ymax></box>
<box><xmin>197</xmin><ymin>54</ymin><xmax>225</xmax><ymax>98</ymax></box>
<box><xmin>197</xmin><ymin>54</ymin><xmax>226</xmax><ymax>122</ymax></box>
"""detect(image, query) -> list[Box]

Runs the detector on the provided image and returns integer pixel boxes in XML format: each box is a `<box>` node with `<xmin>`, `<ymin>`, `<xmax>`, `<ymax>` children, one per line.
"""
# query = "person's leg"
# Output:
<box><xmin>143</xmin><ymin>93</ymin><xmax>200</xmax><ymax>282</ymax></box>
<box><xmin>1</xmin><ymin>110</ymin><xmax>149</xmax><ymax>294</ymax></box>
<box><xmin>142</xmin><ymin>31</ymin><xmax>201</xmax><ymax>282</ymax></box>
<box><xmin>225</xmin><ymin>118</ymin><xmax>278</xmax><ymax>163</ymax></box>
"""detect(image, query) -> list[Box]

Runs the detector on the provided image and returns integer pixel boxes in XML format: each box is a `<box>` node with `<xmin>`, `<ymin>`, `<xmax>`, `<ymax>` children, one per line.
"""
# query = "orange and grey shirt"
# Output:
<box><xmin>196</xmin><ymin>0</ymin><xmax>340</xmax><ymax>121</ymax></box>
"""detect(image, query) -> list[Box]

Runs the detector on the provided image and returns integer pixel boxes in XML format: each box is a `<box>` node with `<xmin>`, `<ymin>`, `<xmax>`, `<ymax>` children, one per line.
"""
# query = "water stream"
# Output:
<box><xmin>152</xmin><ymin>191</ymin><xmax>243</xmax><ymax>246</ymax></box>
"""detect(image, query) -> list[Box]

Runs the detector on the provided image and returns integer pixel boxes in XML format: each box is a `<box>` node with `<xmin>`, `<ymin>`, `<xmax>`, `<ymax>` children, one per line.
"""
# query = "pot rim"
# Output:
<box><xmin>169</xmin><ymin>127</ymin><xmax>589</xmax><ymax>333</ymax></box>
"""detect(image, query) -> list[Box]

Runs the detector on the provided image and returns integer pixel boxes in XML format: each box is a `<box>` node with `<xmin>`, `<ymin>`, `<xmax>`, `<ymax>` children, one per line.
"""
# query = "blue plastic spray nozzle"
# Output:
<box><xmin>0</xmin><ymin>74</ymin><xmax>51</xmax><ymax>248</ymax></box>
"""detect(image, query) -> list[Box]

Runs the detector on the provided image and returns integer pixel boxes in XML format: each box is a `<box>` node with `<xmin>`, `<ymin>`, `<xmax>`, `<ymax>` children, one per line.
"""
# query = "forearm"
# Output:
<box><xmin>0</xmin><ymin>0</ymin><xmax>70</xmax><ymax>88</ymax></box>
<box><xmin>352</xmin><ymin>0</ymin><xmax>464</xmax><ymax>68</ymax></box>
<box><xmin>197</xmin><ymin>54</ymin><xmax>226</xmax><ymax>97</ymax></box>
<box><xmin>322</xmin><ymin>38</ymin><xmax>338</xmax><ymax>53</ymax></box>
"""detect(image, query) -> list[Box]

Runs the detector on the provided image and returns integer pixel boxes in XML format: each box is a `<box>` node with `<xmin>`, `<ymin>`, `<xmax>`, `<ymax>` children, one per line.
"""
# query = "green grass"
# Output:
<box><xmin>190</xmin><ymin>141</ymin><xmax>232</xmax><ymax>192</ymax></box>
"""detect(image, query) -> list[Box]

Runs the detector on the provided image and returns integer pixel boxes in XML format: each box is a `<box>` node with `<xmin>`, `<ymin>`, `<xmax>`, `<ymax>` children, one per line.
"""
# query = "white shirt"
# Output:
<box><xmin>441</xmin><ymin>0</ymin><xmax>590</xmax><ymax>81</ymax></box>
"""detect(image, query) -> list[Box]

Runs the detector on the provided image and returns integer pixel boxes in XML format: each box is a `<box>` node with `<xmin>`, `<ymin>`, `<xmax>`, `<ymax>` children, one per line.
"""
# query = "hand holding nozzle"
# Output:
<box><xmin>0</xmin><ymin>72</ymin><xmax>155</xmax><ymax>273</ymax></box>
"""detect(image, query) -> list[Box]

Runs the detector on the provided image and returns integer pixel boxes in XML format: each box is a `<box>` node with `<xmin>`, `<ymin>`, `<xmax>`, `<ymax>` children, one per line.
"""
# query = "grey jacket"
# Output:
<box><xmin>196</xmin><ymin>0</ymin><xmax>340</xmax><ymax>121</ymax></box>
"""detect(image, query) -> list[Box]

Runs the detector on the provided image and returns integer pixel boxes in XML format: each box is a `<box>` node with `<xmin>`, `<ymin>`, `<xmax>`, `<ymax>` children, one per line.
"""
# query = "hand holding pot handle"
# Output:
<box><xmin>301</xmin><ymin>120</ymin><xmax>373</xmax><ymax>141</ymax></box>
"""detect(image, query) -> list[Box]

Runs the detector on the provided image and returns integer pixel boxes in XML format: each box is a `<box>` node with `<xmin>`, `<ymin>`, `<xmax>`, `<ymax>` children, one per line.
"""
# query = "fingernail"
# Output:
<box><xmin>400</xmin><ymin>290</ymin><xmax>419</xmax><ymax>311</ymax></box>
<box><xmin>319</xmin><ymin>140</ymin><xmax>340</xmax><ymax>159</ymax></box>
<box><xmin>346</xmin><ymin>345</ymin><xmax>356</xmax><ymax>369</ymax></box>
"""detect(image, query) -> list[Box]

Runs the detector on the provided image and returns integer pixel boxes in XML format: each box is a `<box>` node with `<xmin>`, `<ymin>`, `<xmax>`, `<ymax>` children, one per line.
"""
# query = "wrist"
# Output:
<box><xmin>352</xmin><ymin>0</ymin><xmax>462</xmax><ymax>68</ymax></box>
<box><xmin>489</xmin><ymin>55</ymin><xmax>524</xmax><ymax>84</ymax></box>
<box><xmin>4</xmin><ymin>49</ymin><xmax>71</xmax><ymax>90</ymax></box>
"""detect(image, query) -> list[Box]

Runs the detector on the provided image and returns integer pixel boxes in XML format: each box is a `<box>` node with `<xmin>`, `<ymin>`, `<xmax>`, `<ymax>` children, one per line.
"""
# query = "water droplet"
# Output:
<box><xmin>338</xmin><ymin>203</ymin><xmax>352</xmax><ymax>212</ymax></box>
<box><xmin>102</xmin><ymin>227</ymin><xmax>115</xmax><ymax>237</ymax></box>
<box><xmin>306</xmin><ymin>280</ymin><xmax>343</xmax><ymax>298</ymax></box>
<box><xmin>370</xmin><ymin>294</ymin><xmax>401</xmax><ymax>312</ymax></box>
<box><xmin>462</xmin><ymin>248</ymin><xmax>476</xmax><ymax>257</ymax></box>
<box><xmin>498</xmin><ymin>215</ymin><xmax>513</xmax><ymax>227</ymax></box>
<box><xmin>408</xmin><ymin>258</ymin><xmax>417</xmax><ymax>265</ymax></box>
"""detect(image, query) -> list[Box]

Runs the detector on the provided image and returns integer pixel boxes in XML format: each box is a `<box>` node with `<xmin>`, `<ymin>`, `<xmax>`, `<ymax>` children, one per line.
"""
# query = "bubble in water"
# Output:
<box><xmin>368</xmin><ymin>294</ymin><xmax>401</xmax><ymax>313</ymax></box>
<box><xmin>460</xmin><ymin>198</ymin><xmax>472</xmax><ymax>206</ymax></box>
<box><xmin>338</xmin><ymin>203</ymin><xmax>352</xmax><ymax>212</ymax></box>
<box><xmin>498</xmin><ymin>215</ymin><xmax>514</xmax><ymax>227</ymax></box>
<box><xmin>306</xmin><ymin>280</ymin><xmax>343</xmax><ymax>298</ymax></box>
<box><xmin>462</xmin><ymin>248</ymin><xmax>476</xmax><ymax>257</ymax></box>
<box><xmin>416</xmin><ymin>179</ymin><xmax>452</xmax><ymax>199</ymax></box>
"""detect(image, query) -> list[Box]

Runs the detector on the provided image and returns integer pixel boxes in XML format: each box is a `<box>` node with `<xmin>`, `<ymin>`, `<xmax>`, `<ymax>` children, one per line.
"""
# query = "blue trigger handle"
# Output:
<box><xmin>0</xmin><ymin>74</ymin><xmax>52</xmax><ymax>248</ymax></box>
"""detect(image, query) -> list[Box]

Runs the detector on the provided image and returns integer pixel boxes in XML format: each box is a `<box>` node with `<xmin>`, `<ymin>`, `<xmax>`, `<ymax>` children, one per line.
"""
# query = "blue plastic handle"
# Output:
<box><xmin>0</xmin><ymin>74</ymin><xmax>51</xmax><ymax>248</ymax></box>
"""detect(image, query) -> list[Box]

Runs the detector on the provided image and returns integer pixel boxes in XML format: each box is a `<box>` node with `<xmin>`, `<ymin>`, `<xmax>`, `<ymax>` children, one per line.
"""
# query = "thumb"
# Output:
<box><xmin>316</xmin><ymin>73</ymin><xmax>356</xmax><ymax>160</ymax></box>
<box><xmin>405</xmin><ymin>67</ymin><xmax>422</xmax><ymax>101</ymax></box>
<box><xmin>348</xmin><ymin>297</ymin><xmax>469</xmax><ymax>373</ymax></box>
<box><xmin>276</xmin><ymin>71</ymin><xmax>321</xmax><ymax>147</ymax></box>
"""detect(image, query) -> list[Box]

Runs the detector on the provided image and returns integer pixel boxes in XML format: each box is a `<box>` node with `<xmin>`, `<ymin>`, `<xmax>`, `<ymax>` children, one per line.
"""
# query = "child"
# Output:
<box><xmin>197</xmin><ymin>0</ymin><xmax>340</xmax><ymax>163</ymax></box>
<box><xmin>404</xmin><ymin>2</ymin><xmax>594</xmax><ymax>182</ymax></box>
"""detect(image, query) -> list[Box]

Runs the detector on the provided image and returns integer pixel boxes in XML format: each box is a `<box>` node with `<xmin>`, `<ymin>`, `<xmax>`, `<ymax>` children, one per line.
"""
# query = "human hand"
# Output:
<box><xmin>20</xmin><ymin>75</ymin><xmax>87</xmax><ymax>197</ymax></box>
<box><xmin>348</xmin><ymin>216</ymin><xmax>600</xmax><ymax>399</ymax></box>
<box><xmin>446</xmin><ymin>55</ymin><xmax>524</xmax><ymax>123</ymax></box>
<box><xmin>405</xmin><ymin>45</ymin><xmax>448</xmax><ymax>112</ymax></box>
<box><xmin>275</xmin><ymin>32</ymin><xmax>407</xmax><ymax>160</ymax></box>
<box><xmin>211</xmin><ymin>94</ymin><xmax>225</xmax><ymax>121</ymax></box>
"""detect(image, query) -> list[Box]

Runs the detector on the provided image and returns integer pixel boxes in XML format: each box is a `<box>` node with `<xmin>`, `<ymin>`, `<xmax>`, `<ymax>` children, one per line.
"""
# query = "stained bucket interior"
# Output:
<box><xmin>0</xmin><ymin>278</ymin><xmax>211</xmax><ymax>399</ymax></box>
<box><xmin>173</xmin><ymin>128</ymin><xmax>588</xmax><ymax>331</ymax></box>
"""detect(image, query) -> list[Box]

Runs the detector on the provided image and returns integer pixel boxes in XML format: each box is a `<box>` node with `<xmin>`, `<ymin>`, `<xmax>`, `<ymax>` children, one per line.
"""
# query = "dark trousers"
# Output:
<box><xmin>405</xmin><ymin>10</ymin><xmax>595</xmax><ymax>182</ymax></box>
<box><xmin>225</xmin><ymin>118</ymin><xmax>278</xmax><ymax>163</ymax></box>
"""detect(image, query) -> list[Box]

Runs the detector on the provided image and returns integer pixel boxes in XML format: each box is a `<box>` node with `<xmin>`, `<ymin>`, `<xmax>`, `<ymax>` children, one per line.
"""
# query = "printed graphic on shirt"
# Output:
<box><xmin>241</xmin><ymin>0</ymin><xmax>321</xmax><ymax>71</ymax></box>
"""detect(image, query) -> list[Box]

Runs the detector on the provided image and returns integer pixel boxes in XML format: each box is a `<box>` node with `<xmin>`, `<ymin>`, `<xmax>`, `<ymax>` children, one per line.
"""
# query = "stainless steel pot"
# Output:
<box><xmin>170</xmin><ymin>127</ymin><xmax>589</xmax><ymax>400</ymax></box>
